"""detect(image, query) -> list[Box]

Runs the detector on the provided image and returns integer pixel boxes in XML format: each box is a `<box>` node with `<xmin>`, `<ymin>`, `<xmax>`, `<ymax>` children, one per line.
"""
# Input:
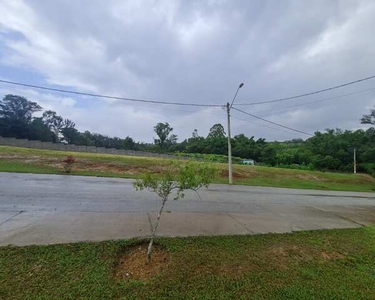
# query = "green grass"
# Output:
<box><xmin>232</xmin><ymin>165</ymin><xmax>375</xmax><ymax>192</ymax></box>
<box><xmin>1</xmin><ymin>146</ymin><xmax>375</xmax><ymax>192</ymax></box>
<box><xmin>0</xmin><ymin>160</ymin><xmax>58</xmax><ymax>174</ymax></box>
<box><xmin>1</xmin><ymin>227</ymin><xmax>375</xmax><ymax>299</ymax></box>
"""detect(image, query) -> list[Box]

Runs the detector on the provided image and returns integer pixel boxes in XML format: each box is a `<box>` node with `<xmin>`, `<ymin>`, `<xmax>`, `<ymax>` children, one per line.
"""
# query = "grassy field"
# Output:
<box><xmin>0</xmin><ymin>146</ymin><xmax>375</xmax><ymax>192</ymax></box>
<box><xmin>1</xmin><ymin>227</ymin><xmax>375</xmax><ymax>299</ymax></box>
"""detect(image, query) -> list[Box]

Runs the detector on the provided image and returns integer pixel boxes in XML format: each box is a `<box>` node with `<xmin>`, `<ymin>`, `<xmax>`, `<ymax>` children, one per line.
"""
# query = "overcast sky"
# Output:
<box><xmin>1</xmin><ymin>0</ymin><xmax>375</xmax><ymax>143</ymax></box>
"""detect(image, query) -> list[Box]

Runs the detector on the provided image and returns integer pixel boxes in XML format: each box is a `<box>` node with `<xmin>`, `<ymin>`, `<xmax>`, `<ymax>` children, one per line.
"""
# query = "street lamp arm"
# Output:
<box><xmin>230</xmin><ymin>83</ymin><xmax>244</xmax><ymax>109</ymax></box>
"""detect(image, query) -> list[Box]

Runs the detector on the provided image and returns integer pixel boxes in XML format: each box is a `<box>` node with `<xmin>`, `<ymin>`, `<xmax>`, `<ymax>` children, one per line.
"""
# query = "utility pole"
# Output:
<box><xmin>227</xmin><ymin>102</ymin><xmax>233</xmax><ymax>184</ymax></box>
<box><xmin>227</xmin><ymin>83</ymin><xmax>244</xmax><ymax>185</ymax></box>
<box><xmin>354</xmin><ymin>148</ymin><xmax>357</xmax><ymax>174</ymax></box>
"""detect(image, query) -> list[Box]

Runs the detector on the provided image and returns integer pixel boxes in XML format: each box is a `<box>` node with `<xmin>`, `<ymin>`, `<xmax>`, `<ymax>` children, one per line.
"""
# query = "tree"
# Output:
<box><xmin>42</xmin><ymin>110</ymin><xmax>64</xmax><ymax>142</ymax></box>
<box><xmin>192</xmin><ymin>129</ymin><xmax>199</xmax><ymax>138</ymax></box>
<box><xmin>168</xmin><ymin>134</ymin><xmax>178</xmax><ymax>144</ymax></box>
<box><xmin>122</xmin><ymin>136</ymin><xmax>136</xmax><ymax>150</ymax></box>
<box><xmin>153</xmin><ymin>122</ymin><xmax>173</xmax><ymax>151</ymax></box>
<box><xmin>0</xmin><ymin>94</ymin><xmax>42</xmax><ymax>121</ymax></box>
<box><xmin>0</xmin><ymin>94</ymin><xmax>42</xmax><ymax>138</ymax></box>
<box><xmin>207</xmin><ymin>123</ymin><xmax>226</xmax><ymax>139</ymax></box>
<box><xmin>133</xmin><ymin>161</ymin><xmax>216</xmax><ymax>264</ymax></box>
<box><xmin>361</xmin><ymin>107</ymin><xmax>375</xmax><ymax>125</ymax></box>
<box><xmin>232</xmin><ymin>134</ymin><xmax>255</xmax><ymax>159</ymax></box>
<box><xmin>61</xmin><ymin>119</ymin><xmax>79</xmax><ymax>144</ymax></box>
<box><xmin>29</xmin><ymin>117</ymin><xmax>54</xmax><ymax>142</ymax></box>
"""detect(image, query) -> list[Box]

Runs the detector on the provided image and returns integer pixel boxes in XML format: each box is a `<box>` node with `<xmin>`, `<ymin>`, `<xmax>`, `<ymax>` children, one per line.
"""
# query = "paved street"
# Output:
<box><xmin>1</xmin><ymin>172</ymin><xmax>375</xmax><ymax>246</ymax></box>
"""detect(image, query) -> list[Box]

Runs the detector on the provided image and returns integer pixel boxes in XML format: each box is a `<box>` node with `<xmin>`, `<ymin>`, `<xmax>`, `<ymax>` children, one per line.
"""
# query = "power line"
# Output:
<box><xmin>255</xmin><ymin>86</ymin><xmax>375</xmax><ymax>115</ymax></box>
<box><xmin>231</xmin><ymin>115</ymin><xmax>296</xmax><ymax>135</ymax></box>
<box><xmin>232</xmin><ymin>107</ymin><xmax>314</xmax><ymax>136</ymax></box>
<box><xmin>0</xmin><ymin>79</ymin><xmax>223</xmax><ymax>108</ymax></box>
<box><xmin>115</xmin><ymin>99</ymin><xmax>226</xmax><ymax>116</ymax></box>
<box><xmin>235</xmin><ymin>75</ymin><xmax>375</xmax><ymax>106</ymax></box>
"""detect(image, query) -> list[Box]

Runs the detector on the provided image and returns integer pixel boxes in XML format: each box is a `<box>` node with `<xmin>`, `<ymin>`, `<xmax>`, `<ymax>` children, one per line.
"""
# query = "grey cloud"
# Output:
<box><xmin>0</xmin><ymin>0</ymin><xmax>375</xmax><ymax>142</ymax></box>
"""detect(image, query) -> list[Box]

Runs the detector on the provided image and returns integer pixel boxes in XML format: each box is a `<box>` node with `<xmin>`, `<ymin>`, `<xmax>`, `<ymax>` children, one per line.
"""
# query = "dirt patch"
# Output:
<box><xmin>62</xmin><ymin>159</ymin><xmax>166</xmax><ymax>175</ymax></box>
<box><xmin>220</xmin><ymin>170</ymin><xmax>248</xmax><ymax>179</ymax></box>
<box><xmin>114</xmin><ymin>243</ymin><xmax>169</xmax><ymax>281</ymax></box>
<box><xmin>73</xmin><ymin>161</ymin><xmax>144</xmax><ymax>174</ymax></box>
<box><xmin>296</xmin><ymin>174</ymin><xmax>327</xmax><ymax>182</ymax></box>
<box><xmin>0</xmin><ymin>153</ymin><xmax>165</xmax><ymax>175</ymax></box>
<box><xmin>321</xmin><ymin>251</ymin><xmax>344</xmax><ymax>260</ymax></box>
<box><xmin>196</xmin><ymin>261</ymin><xmax>261</xmax><ymax>278</ymax></box>
<box><xmin>265</xmin><ymin>246</ymin><xmax>345</xmax><ymax>270</ymax></box>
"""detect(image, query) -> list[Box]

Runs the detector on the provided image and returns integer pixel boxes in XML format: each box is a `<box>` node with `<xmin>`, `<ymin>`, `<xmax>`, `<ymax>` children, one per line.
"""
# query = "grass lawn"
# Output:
<box><xmin>1</xmin><ymin>146</ymin><xmax>375</xmax><ymax>192</ymax></box>
<box><xmin>1</xmin><ymin>227</ymin><xmax>375</xmax><ymax>299</ymax></box>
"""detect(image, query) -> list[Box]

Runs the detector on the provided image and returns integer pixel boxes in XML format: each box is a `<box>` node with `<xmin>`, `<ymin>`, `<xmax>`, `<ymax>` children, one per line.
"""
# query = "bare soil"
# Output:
<box><xmin>220</xmin><ymin>169</ymin><xmax>248</xmax><ymax>179</ymax></box>
<box><xmin>0</xmin><ymin>153</ymin><xmax>167</xmax><ymax>175</ymax></box>
<box><xmin>114</xmin><ymin>243</ymin><xmax>170</xmax><ymax>281</ymax></box>
<box><xmin>265</xmin><ymin>245</ymin><xmax>345</xmax><ymax>270</ymax></box>
<box><xmin>296</xmin><ymin>174</ymin><xmax>327</xmax><ymax>182</ymax></box>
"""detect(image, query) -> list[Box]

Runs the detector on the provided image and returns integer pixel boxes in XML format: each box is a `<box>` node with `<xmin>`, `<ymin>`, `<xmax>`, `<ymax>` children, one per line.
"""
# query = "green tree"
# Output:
<box><xmin>361</xmin><ymin>107</ymin><xmax>375</xmax><ymax>125</ymax></box>
<box><xmin>133</xmin><ymin>161</ymin><xmax>216</xmax><ymax>263</ymax></box>
<box><xmin>122</xmin><ymin>136</ymin><xmax>136</xmax><ymax>150</ymax></box>
<box><xmin>207</xmin><ymin>123</ymin><xmax>226</xmax><ymax>139</ymax></box>
<box><xmin>168</xmin><ymin>134</ymin><xmax>178</xmax><ymax>144</ymax></box>
<box><xmin>61</xmin><ymin>119</ymin><xmax>79</xmax><ymax>144</ymax></box>
<box><xmin>192</xmin><ymin>129</ymin><xmax>199</xmax><ymax>138</ymax></box>
<box><xmin>154</xmin><ymin>122</ymin><xmax>173</xmax><ymax>151</ymax></box>
<box><xmin>29</xmin><ymin>117</ymin><xmax>53</xmax><ymax>142</ymax></box>
<box><xmin>232</xmin><ymin>134</ymin><xmax>256</xmax><ymax>159</ymax></box>
<box><xmin>42</xmin><ymin>110</ymin><xmax>64</xmax><ymax>142</ymax></box>
<box><xmin>0</xmin><ymin>94</ymin><xmax>42</xmax><ymax>138</ymax></box>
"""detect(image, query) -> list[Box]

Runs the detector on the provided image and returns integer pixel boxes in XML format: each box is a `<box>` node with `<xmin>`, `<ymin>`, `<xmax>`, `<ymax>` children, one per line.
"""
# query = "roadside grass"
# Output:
<box><xmin>0</xmin><ymin>160</ymin><xmax>58</xmax><ymax>175</ymax></box>
<box><xmin>1</xmin><ymin>146</ymin><xmax>375</xmax><ymax>192</ymax></box>
<box><xmin>1</xmin><ymin>226</ymin><xmax>375</xmax><ymax>299</ymax></box>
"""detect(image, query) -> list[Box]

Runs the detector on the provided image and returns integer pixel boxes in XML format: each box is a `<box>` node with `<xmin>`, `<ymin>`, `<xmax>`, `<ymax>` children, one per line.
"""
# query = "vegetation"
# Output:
<box><xmin>175</xmin><ymin>152</ymin><xmax>243</xmax><ymax>164</ymax></box>
<box><xmin>133</xmin><ymin>161</ymin><xmax>216</xmax><ymax>263</ymax></box>
<box><xmin>2</xmin><ymin>94</ymin><xmax>375</xmax><ymax>176</ymax></box>
<box><xmin>62</xmin><ymin>155</ymin><xmax>76</xmax><ymax>173</ymax></box>
<box><xmin>1</xmin><ymin>146</ymin><xmax>375</xmax><ymax>192</ymax></box>
<box><xmin>0</xmin><ymin>94</ymin><xmax>140</xmax><ymax>149</ymax></box>
<box><xmin>153</xmin><ymin>122</ymin><xmax>176</xmax><ymax>152</ymax></box>
<box><xmin>1</xmin><ymin>226</ymin><xmax>375</xmax><ymax>299</ymax></box>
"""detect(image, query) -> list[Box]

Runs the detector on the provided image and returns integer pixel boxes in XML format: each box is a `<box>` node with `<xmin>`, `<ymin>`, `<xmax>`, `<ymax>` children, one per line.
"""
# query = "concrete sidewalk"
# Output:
<box><xmin>2</xmin><ymin>205</ymin><xmax>374</xmax><ymax>246</ymax></box>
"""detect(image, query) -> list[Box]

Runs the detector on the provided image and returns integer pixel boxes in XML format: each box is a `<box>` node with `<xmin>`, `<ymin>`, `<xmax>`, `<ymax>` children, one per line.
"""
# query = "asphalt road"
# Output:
<box><xmin>1</xmin><ymin>172</ymin><xmax>375</xmax><ymax>246</ymax></box>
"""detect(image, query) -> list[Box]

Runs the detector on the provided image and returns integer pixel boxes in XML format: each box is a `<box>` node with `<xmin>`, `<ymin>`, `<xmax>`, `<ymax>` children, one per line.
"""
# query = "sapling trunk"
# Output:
<box><xmin>147</xmin><ymin>196</ymin><xmax>168</xmax><ymax>264</ymax></box>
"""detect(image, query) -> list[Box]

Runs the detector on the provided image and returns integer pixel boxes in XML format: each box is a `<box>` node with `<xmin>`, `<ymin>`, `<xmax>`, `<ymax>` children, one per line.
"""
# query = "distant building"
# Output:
<box><xmin>241</xmin><ymin>159</ymin><xmax>255</xmax><ymax>165</ymax></box>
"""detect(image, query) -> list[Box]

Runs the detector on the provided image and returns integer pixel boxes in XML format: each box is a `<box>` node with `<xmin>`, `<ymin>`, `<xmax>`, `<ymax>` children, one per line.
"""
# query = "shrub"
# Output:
<box><xmin>63</xmin><ymin>155</ymin><xmax>76</xmax><ymax>173</ymax></box>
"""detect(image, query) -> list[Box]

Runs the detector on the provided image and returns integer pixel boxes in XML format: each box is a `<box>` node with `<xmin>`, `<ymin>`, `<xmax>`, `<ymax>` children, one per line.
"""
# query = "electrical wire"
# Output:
<box><xmin>0</xmin><ymin>79</ymin><xmax>224</xmax><ymax>108</ymax></box>
<box><xmin>115</xmin><ymin>99</ymin><xmax>226</xmax><ymax>116</ymax></box>
<box><xmin>0</xmin><ymin>80</ymin><xmax>225</xmax><ymax>116</ymax></box>
<box><xmin>232</xmin><ymin>107</ymin><xmax>314</xmax><ymax>136</ymax></box>
<box><xmin>231</xmin><ymin>115</ymin><xmax>296</xmax><ymax>136</ymax></box>
<box><xmin>235</xmin><ymin>75</ymin><xmax>375</xmax><ymax>106</ymax></box>
<box><xmin>255</xmin><ymin>87</ymin><xmax>375</xmax><ymax>115</ymax></box>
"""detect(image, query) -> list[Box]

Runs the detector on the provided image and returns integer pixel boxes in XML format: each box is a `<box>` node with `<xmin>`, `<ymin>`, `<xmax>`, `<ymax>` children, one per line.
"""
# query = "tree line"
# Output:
<box><xmin>1</xmin><ymin>94</ymin><xmax>375</xmax><ymax>175</ymax></box>
<box><xmin>0</xmin><ymin>94</ymin><xmax>141</xmax><ymax>150</ymax></box>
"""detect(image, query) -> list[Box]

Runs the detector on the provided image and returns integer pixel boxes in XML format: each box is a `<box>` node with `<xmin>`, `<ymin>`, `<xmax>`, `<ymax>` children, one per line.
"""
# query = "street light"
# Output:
<box><xmin>227</xmin><ymin>83</ymin><xmax>244</xmax><ymax>184</ymax></box>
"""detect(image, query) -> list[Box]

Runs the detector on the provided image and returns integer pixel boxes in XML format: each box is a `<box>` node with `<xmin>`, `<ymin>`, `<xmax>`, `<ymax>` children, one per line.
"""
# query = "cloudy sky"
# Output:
<box><xmin>1</xmin><ymin>0</ymin><xmax>375</xmax><ymax>143</ymax></box>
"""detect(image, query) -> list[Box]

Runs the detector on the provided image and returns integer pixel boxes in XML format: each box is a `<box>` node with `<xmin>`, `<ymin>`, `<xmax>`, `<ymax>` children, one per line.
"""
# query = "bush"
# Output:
<box><xmin>357</xmin><ymin>163</ymin><xmax>375</xmax><ymax>176</ymax></box>
<box><xmin>312</xmin><ymin>155</ymin><xmax>341</xmax><ymax>170</ymax></box>
<box><xmin>63</xmin><ymin>155</ymin><xmax>76</xmax><ymax>173</ymax></box>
